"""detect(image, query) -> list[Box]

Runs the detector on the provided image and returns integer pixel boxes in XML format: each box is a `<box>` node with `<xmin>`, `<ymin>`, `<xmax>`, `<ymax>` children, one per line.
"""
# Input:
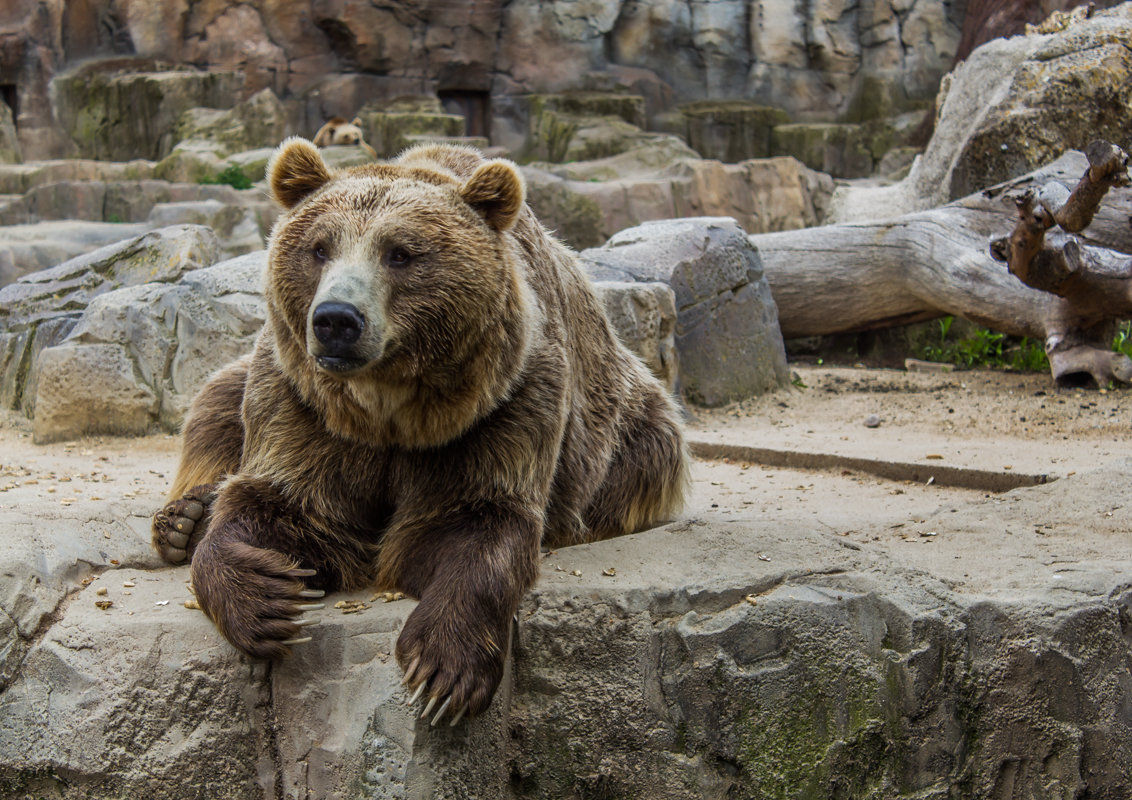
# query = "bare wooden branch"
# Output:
<box><xmin>1054</xmin><ymin>140</ymin><xmax>1131</xmax><ymax>232</ymax></box>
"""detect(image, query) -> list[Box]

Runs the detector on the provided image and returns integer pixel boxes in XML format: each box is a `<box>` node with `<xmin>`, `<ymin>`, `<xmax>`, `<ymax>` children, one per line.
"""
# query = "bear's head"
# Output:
<box><xmin>327</xmin><ymin>117</ymin><xmax>364</xmax><ymax>147</ymax></box>
<box><xmin>263</xmin><ymin>138</ymin><xmax>535</xmax><ymax>446</ymax></box>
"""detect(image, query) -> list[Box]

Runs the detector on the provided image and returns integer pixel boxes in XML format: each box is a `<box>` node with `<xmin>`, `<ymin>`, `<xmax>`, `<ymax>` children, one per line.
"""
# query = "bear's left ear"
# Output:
<box><xmin>459</xmin><ymin>159</ymin><xmax>525</xmax><ymax>232</ymax></box>
<box><xmin>268</xmin><ymin>137</ymin><xmax>333</xmax><ymax>210</ymax></box>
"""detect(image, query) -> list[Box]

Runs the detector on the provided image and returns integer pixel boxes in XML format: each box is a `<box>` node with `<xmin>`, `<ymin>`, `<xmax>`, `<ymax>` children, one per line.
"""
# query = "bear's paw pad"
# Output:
<box><xmin>152</xmin><ymin>483</ymin><xmax>218</xmax><ymax>562</ymax></box>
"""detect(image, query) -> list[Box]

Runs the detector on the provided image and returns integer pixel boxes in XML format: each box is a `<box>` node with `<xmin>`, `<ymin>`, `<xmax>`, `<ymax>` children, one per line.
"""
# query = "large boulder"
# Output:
<box><xmin>0</xmin><ymin>221</ymin><xmax>151</xmax><ymax>287</ymax></box>
<box><xmin>171</xmin><ymin>88</ymin><xmax>288</xmax><ymax>158</ymax></box>
<box><xmin>0</xmin><ymin>225</ymin><xmax>220</xmax><ymax>419</ymax></box>
<box><xmin>31</xmin><ymin>250</ymin><xmax>264</xmax><ymax>443</ymax></box>
<box><xmin>581</xmin><ymin>217</ymin><xmax>791</xmax><ymax>405</ymax></box>
<box><xmin>1</xmin><ymin>449</ymin><xmax>1129</xmax><ymax>797</ymax></box>
<box><xmin>525</xmin><ymin>155</ymin><xmax>833</xmax><ymax>250</ymax></box>
<box><xmin>934</xmin><ymin>4</ymin><xmax>1132</xmax><ymax>201</ymax></box>
<box><xmin>52</xmin><ymin>63</ymin><xmax>243</xmax><ymax>162</ymax></box>
<box><xmin>830</xmin><ymin>2</ymin><xmax>1132</xmax><ymax>221</ymax></box>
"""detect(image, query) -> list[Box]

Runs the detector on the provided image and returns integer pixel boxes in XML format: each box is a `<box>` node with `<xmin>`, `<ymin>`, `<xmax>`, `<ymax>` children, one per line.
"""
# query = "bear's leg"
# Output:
<box><xmin>584</xmin><ymin>388</ymin><xmax>688</xmax><ymax>539</ymax></box>
<box><xmin>188</xmin><ymin>473</ymin><xmax>369</xmax><ymax>659</ymax></box>
<box><xmin>378</xmin><ymin>503</ymin><xmax>541</xmax><ymax>725</ymax></box>
<box><xmin>152</xmin><ymin>358</ymin><xmax>249</xmax><ymax>563</ymax></box>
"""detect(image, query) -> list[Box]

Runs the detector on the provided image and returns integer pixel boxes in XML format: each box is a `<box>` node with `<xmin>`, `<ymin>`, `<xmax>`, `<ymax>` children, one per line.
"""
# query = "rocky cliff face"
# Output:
<box><xmin>1</xmin><ymin>0</ymin><xmax>963</xmax><ymax>160</ymax></box>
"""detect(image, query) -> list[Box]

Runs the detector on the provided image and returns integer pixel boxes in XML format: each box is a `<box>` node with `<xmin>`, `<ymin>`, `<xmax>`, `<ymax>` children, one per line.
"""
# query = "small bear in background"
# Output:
<box><xmin>312</xmin><ymin>116</ymin><xmax>377</xmax><ymax>159</ymax></box>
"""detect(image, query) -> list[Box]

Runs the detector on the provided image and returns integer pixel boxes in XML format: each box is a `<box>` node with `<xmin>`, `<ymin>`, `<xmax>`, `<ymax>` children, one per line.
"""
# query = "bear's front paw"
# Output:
<box><xmin>191</xmin><ymin>541</ymin><xmax>327</xmax><ymax>659</ymax></box>
<box><xmin>152</xmin><ymin>484</ymin><xmax>218</xmax><ymax>563</ymax></box>
<box><xmin>396</xmin><ymin>600</ymin><xmax>510</xmax><ymax>727</ymax></box>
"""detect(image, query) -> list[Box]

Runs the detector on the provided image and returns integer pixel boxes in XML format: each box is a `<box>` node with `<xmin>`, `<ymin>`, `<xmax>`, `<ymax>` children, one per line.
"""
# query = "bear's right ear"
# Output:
<box><xmin>459</xmin><ymin>159</ymin><xmax>525</xmax><ymax>232</ymax></box>
<box><xmin>267</xmin><ymin>137</ymin><xmax>333</xmax><ymax>209</ymax></box>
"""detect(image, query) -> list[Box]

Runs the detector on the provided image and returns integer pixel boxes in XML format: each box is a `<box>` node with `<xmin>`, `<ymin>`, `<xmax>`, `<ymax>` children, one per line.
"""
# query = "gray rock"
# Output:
<box><xmin>0</xmin><ymin>221</ymin><xmax>152</xmax><ymax>287</ymax></box>
<box><xmin>830</xmin><ymin>3</ymin><xmax>1132</xmax><ymax>221</ymax></box>
<box><xmin>0</xmin><ymin>225</ymin><xmax>220</xmax><ymax>419</ymax></box>
<box><xmin>53</xmin><ymin>66</ymin><xmax>243</xmax><ymax>162</ymax></box>
<box><xmin>936</xmin><ymin>6</ymin><xmax>1132</xmax><ymax>201</ymax></box>
<box><xmin>32</xmin><ymin>343</ymin><xmax>161</xmax><ymax>442</ymax></box>
<box><xmin>524</xmin><ymin>154</ymin><xmax>834</xmax><ymax>252</ymax></box>
<box><xmin>680</xmin><ymin>101</ymin><xmax>791</xmax><ymax>163</ymax></box>
<box><xmin>593</xmin><ymin>281</ymin><xmax>678</xmax><ymax>392</ymax></box>
<box><xmin>0</xmin><ymin>159</ymin><xmax>157</xmax><ymax>196</ymax></box>
<box><xmin>31</xmin><ymin>251</ymin><xmax>266</xmax><ymax>442</ymax></box>
<box><xmin>144</xmin><ymin>199</ymin><xmax>271</xmax><ymax>258</ymax></box>
<box><xmin>1</xmin><ymin>456</ymin><xmax>1130</xmax><ymax>797</ymax></box>
<box><xmin>582</xmin><ymin>218</ymin><xmax>790</xmax><ymax>405</ymax></box>
<box><xmin>172</xmin><ymin>88</ymin><xmax>288</xmax><ymax>158</ymax></box>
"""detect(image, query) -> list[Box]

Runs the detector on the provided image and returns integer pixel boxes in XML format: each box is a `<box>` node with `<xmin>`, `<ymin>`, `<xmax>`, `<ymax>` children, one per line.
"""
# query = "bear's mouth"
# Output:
<box><xmin>315</xmin><ymin>354</ymin><xmax>368</xmax><ymax>374</ymax></box>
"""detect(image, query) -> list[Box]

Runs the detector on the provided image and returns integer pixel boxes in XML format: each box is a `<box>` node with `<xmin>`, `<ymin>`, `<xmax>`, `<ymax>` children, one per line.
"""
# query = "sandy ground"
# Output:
<box><xmin>1</xmin><ymin>365</ymin><xmax>1128</xmax><ymax>579</ymax></box>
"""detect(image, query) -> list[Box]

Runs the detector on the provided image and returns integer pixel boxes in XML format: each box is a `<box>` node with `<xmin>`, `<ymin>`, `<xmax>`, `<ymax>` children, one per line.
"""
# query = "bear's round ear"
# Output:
<box><xmin>459</xmin><ymin>159</ymin><xmax>525</xmax><ymax>232</ymax></box>
<box><xmin>267</xmin><ymin>137</ymin><xmax>333</xmax><ymax>210</ymax></box>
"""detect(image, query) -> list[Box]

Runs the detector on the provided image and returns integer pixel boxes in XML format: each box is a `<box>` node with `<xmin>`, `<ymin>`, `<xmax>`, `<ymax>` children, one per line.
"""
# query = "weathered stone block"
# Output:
<box><xmin>593</xmin><ymin>281</ymin><xmax>678</xmax><ymax>392</ymax></box>
<box><xmin>0</xmin><ymin>225</ymin><xmax>220</xmax><ymax>415</ymax></box>
<box><xmin>53</xmin><ymin>65</ymin><xmax>243</xmax><ymax>162</ymax></box>
<box><xmin>770</xmin><ymin>122</ymin><xmax>875</xmax><ymax>178</ymax></box>
<box><xmin>172</xmin><ymin>88</ymin><xmax>288</xmax><ymax>157</ymax></box>
<box><xmin>32</xmin><ymin>343</ymin><xmax>159</xmax><ymax>442</ymax></box>
<box><xmin>680</xmin><ymin>101</ymin><xmax>791</xmax><ymax>162</ymax></box>
<box><xmin>356</xmin><ymin>111</ymin><xmax>465</xmax><ymax>159</ymax></box>
<box><xmin>582</xmin><ymin>217</ymin><xmax>790</xmax><ymax>405</ymax></box>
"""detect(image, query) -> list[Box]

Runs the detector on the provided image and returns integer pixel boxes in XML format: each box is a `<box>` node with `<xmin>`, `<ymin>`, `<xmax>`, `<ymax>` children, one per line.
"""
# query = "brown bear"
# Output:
<box><xmin>151</xmin><ymin>139</ymin><xmax>688</xmax><ymax>725</ymax></box>
<box><xmin>312</xmin><ymin>116</ymin><xmax>377</xmax><ymax>159</ymax></box>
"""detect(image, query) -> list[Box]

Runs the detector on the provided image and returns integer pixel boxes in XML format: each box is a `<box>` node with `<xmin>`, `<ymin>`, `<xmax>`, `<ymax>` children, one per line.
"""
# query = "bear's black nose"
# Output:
<box><xmin>312</xmin><ymin>302</ymin><xmax>365</xmax><ymax>351</ymax></box>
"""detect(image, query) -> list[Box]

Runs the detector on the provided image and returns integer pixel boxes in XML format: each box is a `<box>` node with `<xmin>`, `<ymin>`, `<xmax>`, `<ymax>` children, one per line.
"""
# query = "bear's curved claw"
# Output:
<box><xmin>281</xmin><ymin>636</ymin><xmax>313</xmax><ymax>646</ymax></box>
<box><xmin>408</xmin><ymin>682</ymin><xmax>426</xmax><ymax>705</ymax></box>
<box><xmin>448</xmin><ymin>706</ymin><xmax>467</xmax><ymax>727</ymax></box>
<box><xmin>297</xmin><ymin>603</ymin><xmax>325</xmax><ymax>612</ymax></box>
<box><xmin>299</xmin><ymin>589</ymin><xmax>326</xmax><ymax>599</ymax></box>
<box><xmin>401</xmin><ymin>656</ymin><xmax>421</xmax><ymax>687</ymax></box>
<box><xmin>430</xmin><ymin>696</ymin><xmax>453</xmax><ymax>726</ymax></box>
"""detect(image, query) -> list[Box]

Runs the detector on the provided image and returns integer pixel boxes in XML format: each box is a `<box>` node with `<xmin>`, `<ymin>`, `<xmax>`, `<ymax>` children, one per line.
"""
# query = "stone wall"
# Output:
<box><xmin>1</xmin><ymin>0</ymin><xmax>965</xmax><ymax>160</ymax></box>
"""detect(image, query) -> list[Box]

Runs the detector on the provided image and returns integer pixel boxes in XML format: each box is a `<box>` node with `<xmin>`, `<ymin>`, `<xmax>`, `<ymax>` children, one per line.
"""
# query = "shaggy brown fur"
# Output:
<box><xmin>151</xmin><ymin>139</ymin><xmax>688</xmax><ymax>721</ymax></box>
<box><xmin>312</xmin><ymin>116</ymin><xmax>377</xmax><ymax>159</ymax></box>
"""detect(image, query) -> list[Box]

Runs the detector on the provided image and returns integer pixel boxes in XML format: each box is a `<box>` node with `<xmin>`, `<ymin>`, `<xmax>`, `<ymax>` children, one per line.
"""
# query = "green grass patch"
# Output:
<box><xmin>198</xmin><ymin>164</ymin><xmax>254</xmax><ymax>191</ymax></box>
<box><xmin>915</xmin><ymin>317</ymin><xmax>1048</xmax><ymax>372</ymax></box>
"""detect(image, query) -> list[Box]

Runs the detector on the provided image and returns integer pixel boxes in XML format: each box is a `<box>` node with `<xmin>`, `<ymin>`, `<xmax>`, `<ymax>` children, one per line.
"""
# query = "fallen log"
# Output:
<box><xmin>753</xmin><ymin>148</ymin><xmax>1132</xmax><ymax>387</ymax></box>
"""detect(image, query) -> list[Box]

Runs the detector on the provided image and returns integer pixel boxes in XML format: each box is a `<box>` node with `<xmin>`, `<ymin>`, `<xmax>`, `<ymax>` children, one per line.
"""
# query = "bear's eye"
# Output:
<box><xmin>388</xmin><ymin>247</ymin><xmax>412</xmax><ymax>268</ymax></box>
<box><xmin>313</xmin><ymin>244</ymin><xmax>329</xmax><ymax>263</ymax></box>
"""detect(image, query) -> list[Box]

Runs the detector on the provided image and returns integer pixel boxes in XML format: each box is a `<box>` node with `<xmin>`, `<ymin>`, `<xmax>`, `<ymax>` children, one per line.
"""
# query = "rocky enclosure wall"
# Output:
<box><xmin>2</xmin><ymin>0</ymin><xmax>964</xmax><ymax>160</ymax></box>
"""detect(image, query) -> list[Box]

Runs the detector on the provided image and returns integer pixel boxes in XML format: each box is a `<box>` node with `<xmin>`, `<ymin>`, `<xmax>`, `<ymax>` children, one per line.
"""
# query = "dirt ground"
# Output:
<box><xmin>1</xmin><ymin>365</ymin><xmax>1128</xmax><ymax>569</ymax></box>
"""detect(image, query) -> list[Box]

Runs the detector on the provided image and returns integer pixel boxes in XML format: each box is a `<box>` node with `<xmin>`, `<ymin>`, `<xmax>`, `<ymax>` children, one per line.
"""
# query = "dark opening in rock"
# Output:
<box><xmin>0</xmin><ymin>84</ymin><xmax>17</xmax><ymax>125</ymax></box>
<box><xmin>439</xmin><ymin>89</ymin><xmax>491</xmax><ymax>139</ymax></box>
